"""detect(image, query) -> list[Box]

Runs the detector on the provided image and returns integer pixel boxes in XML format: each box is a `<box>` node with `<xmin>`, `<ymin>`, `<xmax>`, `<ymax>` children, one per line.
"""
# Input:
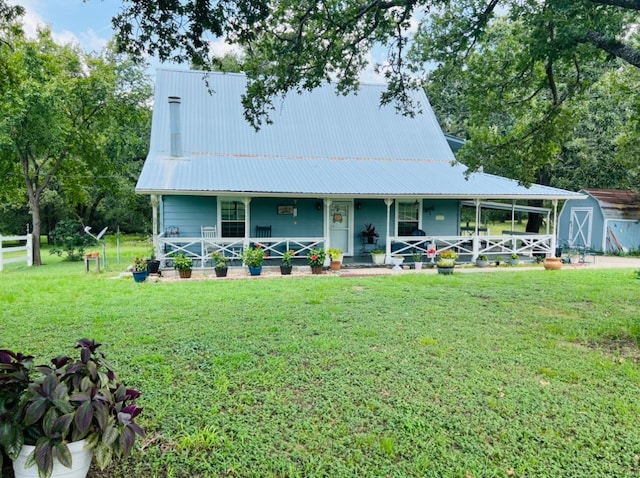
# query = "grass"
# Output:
<box><xmin>2</xmin><ymin>248</ymin><xmax>640</xmax><ymax>477</ymax></box>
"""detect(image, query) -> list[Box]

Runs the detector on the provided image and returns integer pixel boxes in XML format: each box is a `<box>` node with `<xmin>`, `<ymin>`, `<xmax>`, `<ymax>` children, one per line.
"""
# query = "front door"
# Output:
<box><xmin>329</xmin><ymin>201</ymin><xmax>352</xmax><ymax>256</ymax></box>
<box><xmin>569</xmin><ymin>207</ymin><xmax>593</xmax><ymax>248</ymax></box>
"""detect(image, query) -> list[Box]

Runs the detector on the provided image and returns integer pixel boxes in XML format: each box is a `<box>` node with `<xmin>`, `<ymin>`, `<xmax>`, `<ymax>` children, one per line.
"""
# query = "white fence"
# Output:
<box><xmin>0</xmin><ymin>234</ymin><xmax>33</xmax><ymax>271</ymax></box>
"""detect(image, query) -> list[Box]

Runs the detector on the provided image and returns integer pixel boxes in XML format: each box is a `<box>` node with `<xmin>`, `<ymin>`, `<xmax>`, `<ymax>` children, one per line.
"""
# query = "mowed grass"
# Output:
<box><xmin>1</xmin><ymin>254</ymin><xmax>640</xmax><ymax>477</ymax></box>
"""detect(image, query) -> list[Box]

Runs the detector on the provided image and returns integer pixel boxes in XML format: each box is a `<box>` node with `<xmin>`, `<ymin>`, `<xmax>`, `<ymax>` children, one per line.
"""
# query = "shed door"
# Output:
<box><xmin>569</xmin><ymin>207</ymin><xmax>593</xmax><ymax>248</ymax></box>
<box><xmin>329</xmin><ymin>201</ymin><xmax>352</xmax><ymax>256</ymax></box>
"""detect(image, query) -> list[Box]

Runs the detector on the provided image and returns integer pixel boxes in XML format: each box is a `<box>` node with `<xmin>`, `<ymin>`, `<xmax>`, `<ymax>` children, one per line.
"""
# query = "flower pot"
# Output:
<box><xmin>414</xmin><ymin>262</ymin><xmax>423</xmax><ymax>271</ymax></box>
<box><xmin>178</xmin><ymin>269</ymin><xmax>192</xmax><ymax>278</ymax></box>
<box><xmin>543</xmin><ymin>257</ymin><xmax>562</xmax><ymax>270</ymax></box>
<box><xmin>311</xmin><ymin>265</ymin><xmax>323</xmax><ymax>274</ymax></box>
<box><xmin>215</xmin><ymin>267</ymin><xmax>228</xmax><ymax>277</ymax></box>
<box><xmin>390</xmin><ymin>256</ymin><xmax>404</xmax><ymax>270</ymax></box>
<box><xmin>475</xmin><ymin>260</ymin><xmax>489</xmax><ymax>268</ymax></box>
<box><xmin>13</xmin><ymin>439</ymin><xmax>92</xmax><ymax>478</ymax></box>
<box><xmin>330</xmin><ymin>260</ymin><xmax>341</xmax><ymax>270</ymax></box>
<box><xmin>437</xmin><ymin>266</ymin><xmax>454</xmax><ymax>275</ymax></box>
<box><xmin>371</xmin><ymin>253</ymin><xmax>385</xmax><ymax>265</ymax></box>
<box><xmin>132</xmin><ymin>271</ymin><xmax>148</xmax><ymax>283</ymax></box>
<box><xmin>248</xmin><ymin>265</ymin><xmax>262</xmax><ymax>276</ymax></box>
<box><xmin>280</xmin><ymin>265</ymin><xmax>293</xmax><ymax>275</ymax></box>
<box><xmin>146</xmin><ymin>260</ymin><xmax>160</xmax><ymax>274</ymax></box>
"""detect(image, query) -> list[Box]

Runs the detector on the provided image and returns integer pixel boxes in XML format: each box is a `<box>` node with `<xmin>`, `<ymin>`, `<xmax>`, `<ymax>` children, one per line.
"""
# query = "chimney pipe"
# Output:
<box><xmin>168</xmin><ymin>96</ymin><xmax>183</xmax><ymax>157</ymax></box>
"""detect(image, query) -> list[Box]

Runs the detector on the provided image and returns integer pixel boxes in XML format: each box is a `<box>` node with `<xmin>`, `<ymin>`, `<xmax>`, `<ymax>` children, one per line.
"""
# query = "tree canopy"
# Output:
<box><xmin>113</xmin><ymin>0</ymin><xmax>640</xmax><ymax>129</ymax></box>
<box><xmin>0</xmin><ymin>15</ymin><xmax>152</xmax><ymax>264</ymax></box>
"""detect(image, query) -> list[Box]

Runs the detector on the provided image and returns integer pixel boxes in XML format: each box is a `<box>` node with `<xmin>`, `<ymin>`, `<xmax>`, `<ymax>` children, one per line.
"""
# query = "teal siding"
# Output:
<box><xmin>162</xmin><ymin>196</ymin><xmax>217</xmax><ymax>236</ymax></box>
<box><xmin>423</xmin><ymin>200</ymin><xmax>460</xmax><ymax>235</ymax></box>
<box><xmin>354</xmin><ymin>199</ymin><xmax>389</xmax><ymax>248</ymax></box>
<box><xmin>160</xmin><ymin>195</ymin><xmax>466</xmax><ymax>251</ymax></box>
<box><xmin>249</xmin><ymin>198</ymin><xmax>323</xmax><ymax>237</ymax></box>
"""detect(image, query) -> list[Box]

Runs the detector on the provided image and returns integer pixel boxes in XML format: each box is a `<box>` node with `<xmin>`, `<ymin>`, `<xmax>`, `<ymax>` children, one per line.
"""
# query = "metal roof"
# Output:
<box><xmin>583</xmin><ymin>189</ymin><xmax>640</xmax><ymax>220</ymax></box>
<box><xmin>137</xmin><ymin>69</ymin><xmax>582</xmax><ymax>200</ymax></box>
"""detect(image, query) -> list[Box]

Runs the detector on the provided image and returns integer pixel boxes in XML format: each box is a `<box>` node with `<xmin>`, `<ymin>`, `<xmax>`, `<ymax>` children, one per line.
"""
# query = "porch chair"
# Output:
<box><xmin>255</xmin><ymin>225</ymin><xmax>272</xmax><ymax>254</ymax></box>
<box><xmin>163</xmin><ymin>226</ymin><xmax>179</xmax><ymax>254</ymax></box>
<box><xmin>201</xmin><ymin>226</ymin><xmax>217</xmax><ymax>261</ymax></box>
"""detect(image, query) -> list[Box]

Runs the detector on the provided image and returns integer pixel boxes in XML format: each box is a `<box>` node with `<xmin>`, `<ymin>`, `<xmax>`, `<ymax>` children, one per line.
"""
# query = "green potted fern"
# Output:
<box><xmin>173</xmin><ymin>253</ymin><xmax>193</xmax><ymax>278</ymax></box>
<box><xmin>210</xmin><ymin>252</ymin><xmax>228</xmax><ymax>277</ymax></box>
<box><xmin>280</xmin><ymin>250</ymin><xmax>294</xmax><ymax>275</ymax></box>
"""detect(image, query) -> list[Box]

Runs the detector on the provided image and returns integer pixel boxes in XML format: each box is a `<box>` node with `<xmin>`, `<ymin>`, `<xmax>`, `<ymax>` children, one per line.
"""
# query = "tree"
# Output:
<box><xmin>112</xmin><ymin>0</ymin><xmax>640</xmax><ymax>129</ymax></box>
<box><xmin>0</xmin><ymin>28</ymin><xmax>152</xmax><ymax>265</ymax></box>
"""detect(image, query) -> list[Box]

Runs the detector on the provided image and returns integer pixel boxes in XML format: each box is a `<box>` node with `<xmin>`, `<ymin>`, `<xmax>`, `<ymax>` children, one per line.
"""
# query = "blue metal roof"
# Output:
<box><xmin>137</xmin><ymin>69</ymin><xmax>582</xmax><ymax>200</ymax></box>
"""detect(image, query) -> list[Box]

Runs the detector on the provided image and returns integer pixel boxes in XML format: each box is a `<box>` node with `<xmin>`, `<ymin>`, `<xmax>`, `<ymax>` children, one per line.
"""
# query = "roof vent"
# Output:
<box><xmin>168</xmin><ymin>96</ymin><xmax>183</xmax><ymax>157</ymax></box>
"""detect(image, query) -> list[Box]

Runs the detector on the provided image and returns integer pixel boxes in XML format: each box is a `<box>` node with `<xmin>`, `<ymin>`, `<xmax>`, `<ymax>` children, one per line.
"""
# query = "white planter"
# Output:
<box><xmin>390</xmin><ymin>255</ymin><xmax>404</xmax><ymax>270</ymax></box>
<box><xmin>13</xmin><ymin>440</ymin><xmax>92</xmax><ymax>478</ymax></box>
<box><xmin>371</xmin><ymin>253</ymin><xmax>385</xmax><ymax>265</ymax></box>
<box><xmin>414</xmin><ymin>262</ymin><xmax>423</xmax><ymax>270</ymax></box>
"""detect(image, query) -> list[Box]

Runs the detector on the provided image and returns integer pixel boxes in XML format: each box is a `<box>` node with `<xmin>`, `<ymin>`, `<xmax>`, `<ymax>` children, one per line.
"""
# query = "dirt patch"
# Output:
<box><xmin>561</xmin><ymin>339</ymin><xmax>640</xmax><ymax>363</ymax></box>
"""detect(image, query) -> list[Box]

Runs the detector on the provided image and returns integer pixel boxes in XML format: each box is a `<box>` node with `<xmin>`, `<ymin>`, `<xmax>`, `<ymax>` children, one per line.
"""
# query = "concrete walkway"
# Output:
<box><xmin>154</xmin><ymin>255</ymin><xmax>640</xmax><ymax>281</ymax></box>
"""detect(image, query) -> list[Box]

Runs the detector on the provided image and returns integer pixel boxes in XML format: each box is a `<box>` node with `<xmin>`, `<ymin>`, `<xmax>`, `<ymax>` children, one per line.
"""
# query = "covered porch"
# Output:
<box><xmin>154</xmin><ymin>198</ymin><xmax>559</xmax><ymax>267</ymax></box>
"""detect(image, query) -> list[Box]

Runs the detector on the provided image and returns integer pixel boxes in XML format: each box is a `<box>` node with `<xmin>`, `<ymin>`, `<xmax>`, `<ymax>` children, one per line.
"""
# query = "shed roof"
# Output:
<box><xmin>137</xmin><ymin>69</ymin><xmax>582</xmax><ymax>200</ymax></box>
<box><xmin>583</xmin><ymin>189</ymin><xmax>640</xmax><ymax>220</ymax></box>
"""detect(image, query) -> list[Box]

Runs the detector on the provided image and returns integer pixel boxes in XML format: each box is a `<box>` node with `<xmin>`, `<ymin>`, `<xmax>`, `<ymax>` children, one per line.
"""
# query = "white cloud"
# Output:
<box><xmin>8</xmin><ymin>0</ymin><xmax>110</xmax><ymax>51</ymax></box>
<box><xmin>209</xmin><ymin>39</ymin><xmax>244</xmax><ymax>58</ymax></box>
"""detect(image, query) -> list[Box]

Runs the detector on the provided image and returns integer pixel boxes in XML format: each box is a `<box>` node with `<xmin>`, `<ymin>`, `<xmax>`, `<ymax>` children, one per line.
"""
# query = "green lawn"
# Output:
<box><xmin>1</xmin><ymin>254</ymin><xmax>640</xmax><ymax>477</ymax></box>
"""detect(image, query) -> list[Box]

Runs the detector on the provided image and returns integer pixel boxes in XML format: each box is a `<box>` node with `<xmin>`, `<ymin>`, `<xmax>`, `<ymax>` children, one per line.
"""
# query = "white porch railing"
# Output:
<box><xmin>157</xmin><ymin>234</ymin><xmax>326</xmax><ymax>267</ymax></box>
<box><xmin>390</xmin><ymin>233</ymin><xmax>554</xmax><ymax>260</ymax></box>
<box><xmin>0</xmin><ymin>234</ymin><xmax>33</xmax><ymax>271</ymax></box>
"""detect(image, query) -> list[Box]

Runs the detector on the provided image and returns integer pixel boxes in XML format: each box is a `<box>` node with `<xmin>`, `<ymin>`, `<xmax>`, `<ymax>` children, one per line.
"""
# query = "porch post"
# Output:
<box><xmin>384</xmin><ymin>198</ymin><xmax>393</xmax><ymax>263</ymax></box>
<box><xmin>473</xmin><ymin>199</ymin><xmax>480</xmax><ymax>261</ymax></box>
<box><xmin>551</xmin><ymin>199</ymin><xmax>558</xmax><ymax>257</ymax></box>
<box><xmin>151</xmin><ymin>194</ymin><xmax>159</xmax><ymax>258</ymax></box>
<box><xmin>243</xmin><ymin>197</ymin><xmax>251</xmax><ymax>249</ymax></box>
<box><xmin>324</xmin><ymin>199</ymin><xmax>332</xmax><ymax>251</ymax></box>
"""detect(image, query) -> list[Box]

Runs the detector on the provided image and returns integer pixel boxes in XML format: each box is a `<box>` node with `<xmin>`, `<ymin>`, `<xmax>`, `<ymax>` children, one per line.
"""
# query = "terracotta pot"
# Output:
<box><xmin>543</xmin><ymin>257</ymin><xmax>562</xmax><ymax>270</ymax></box>
<box><xmin>330</xmin><ymin>260</ymin><xmax>341</xmax><ymax>270</ymax></box>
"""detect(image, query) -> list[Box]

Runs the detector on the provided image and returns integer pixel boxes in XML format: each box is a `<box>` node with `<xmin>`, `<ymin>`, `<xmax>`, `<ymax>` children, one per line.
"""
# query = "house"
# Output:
<box><xmin>136</xmin><ymin>69</ymin><xmax>583</xmax><ymax>267</ymax></box>
<box><xmin>558</xmin><ymin>189</ymin><xmax>640</xmax><ymax>253</ymax></box>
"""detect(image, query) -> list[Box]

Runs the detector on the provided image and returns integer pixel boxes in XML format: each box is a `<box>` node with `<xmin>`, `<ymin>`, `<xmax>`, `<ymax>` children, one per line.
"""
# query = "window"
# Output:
<box><xmin>397</xmin><ymin>201</ymin><xmax>419</xmax><ymax>236</ymax></box>
<box><xmin>220</xmin><ymin>200</ymin><xmax>246</xmax><ymax>237</ymax></box>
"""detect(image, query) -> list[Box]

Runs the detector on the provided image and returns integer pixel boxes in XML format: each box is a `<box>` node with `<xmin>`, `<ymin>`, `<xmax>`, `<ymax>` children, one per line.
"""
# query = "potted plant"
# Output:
<box><xmin>146</xmin><ymin>247</ymin><xmax>160</xmax><ymax>275</ymax></box>
<box><xmin>280</xmin><ymin>250</ymin><xmax>294</xmax><ymax>275</ymax></box>
<box><xmin>361</xmin><ymin>224</ymin><xmax>379</xmax><ymax>244</ymax></box>
<box><xmin>327</xmin><ymin>248</ymin><xmax>343</xmax><ymax>270</ymax></box>
<box><xmin>242</xmin><ymin>246</ymin><xmax>265</xmax><ymax>276</ymax></box>
<box><xmin>307</xmin><ymin>247</ymin><xmax>326</xmax><ymax>274</ymax></box>
<box><xmin>0</xmin><ymin>350</ymin><xmax>32</xmax><ymax>477</ymax></box>
<box><xmin>370</xmin><ymin>249</ymin><xmax>386</xmax><ymax>265</ymax></box>
<box><xmin>1</xmin><ymin>339</ymin><xmax>144</xmax><ymax>478</ymax></box>
<box><xmin>211</xmin><ymin>252</ymin><xmax>228</xmax><ymax>277</ymax></box>
<box><xmin>476</xmin><ymin>254</ymin><xmax>489</xmax><ymax>268</ymax></box>
<box><xmin>411</xmin><ymin>251</ymin><xmax>423</xmax><ymax>270</ymax></box>
<box><xmin>508</xmin><ymin>253</ymin><xmax>520</xmax><ymax>266</ymax></box>
<box><xmin>437</xmin><ymin>249</ymin><xmax>458</xmax><ymax>274</ymax></box>
<box><xmin>132</xmin><ymin>256</ymin><xmax>148</xmax><ymax>283</ymax></box>
<box><xmin>495</xmin><ymin>255</ymin><xmax>503</xmax><ymax>266</ymax></box>
<box><xmin>173</xmin><ymin>252</ymin><xmax>193</xmax><ymax>278</ymax></box>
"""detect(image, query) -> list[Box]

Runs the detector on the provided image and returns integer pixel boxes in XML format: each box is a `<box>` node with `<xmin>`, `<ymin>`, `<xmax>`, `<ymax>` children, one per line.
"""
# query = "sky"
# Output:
<box><xmin>9</xmin><ymin>0</ymin><xmax>387</xmax><ymax>83</ymax></box>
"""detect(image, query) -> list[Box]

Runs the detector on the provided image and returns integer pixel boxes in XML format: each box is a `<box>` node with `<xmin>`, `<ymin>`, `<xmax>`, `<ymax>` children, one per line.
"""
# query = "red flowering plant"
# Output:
<box><xmin>307</xmin><ymin>248</ymin><xmax>326</xmax><ymax>266</ymax></box>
